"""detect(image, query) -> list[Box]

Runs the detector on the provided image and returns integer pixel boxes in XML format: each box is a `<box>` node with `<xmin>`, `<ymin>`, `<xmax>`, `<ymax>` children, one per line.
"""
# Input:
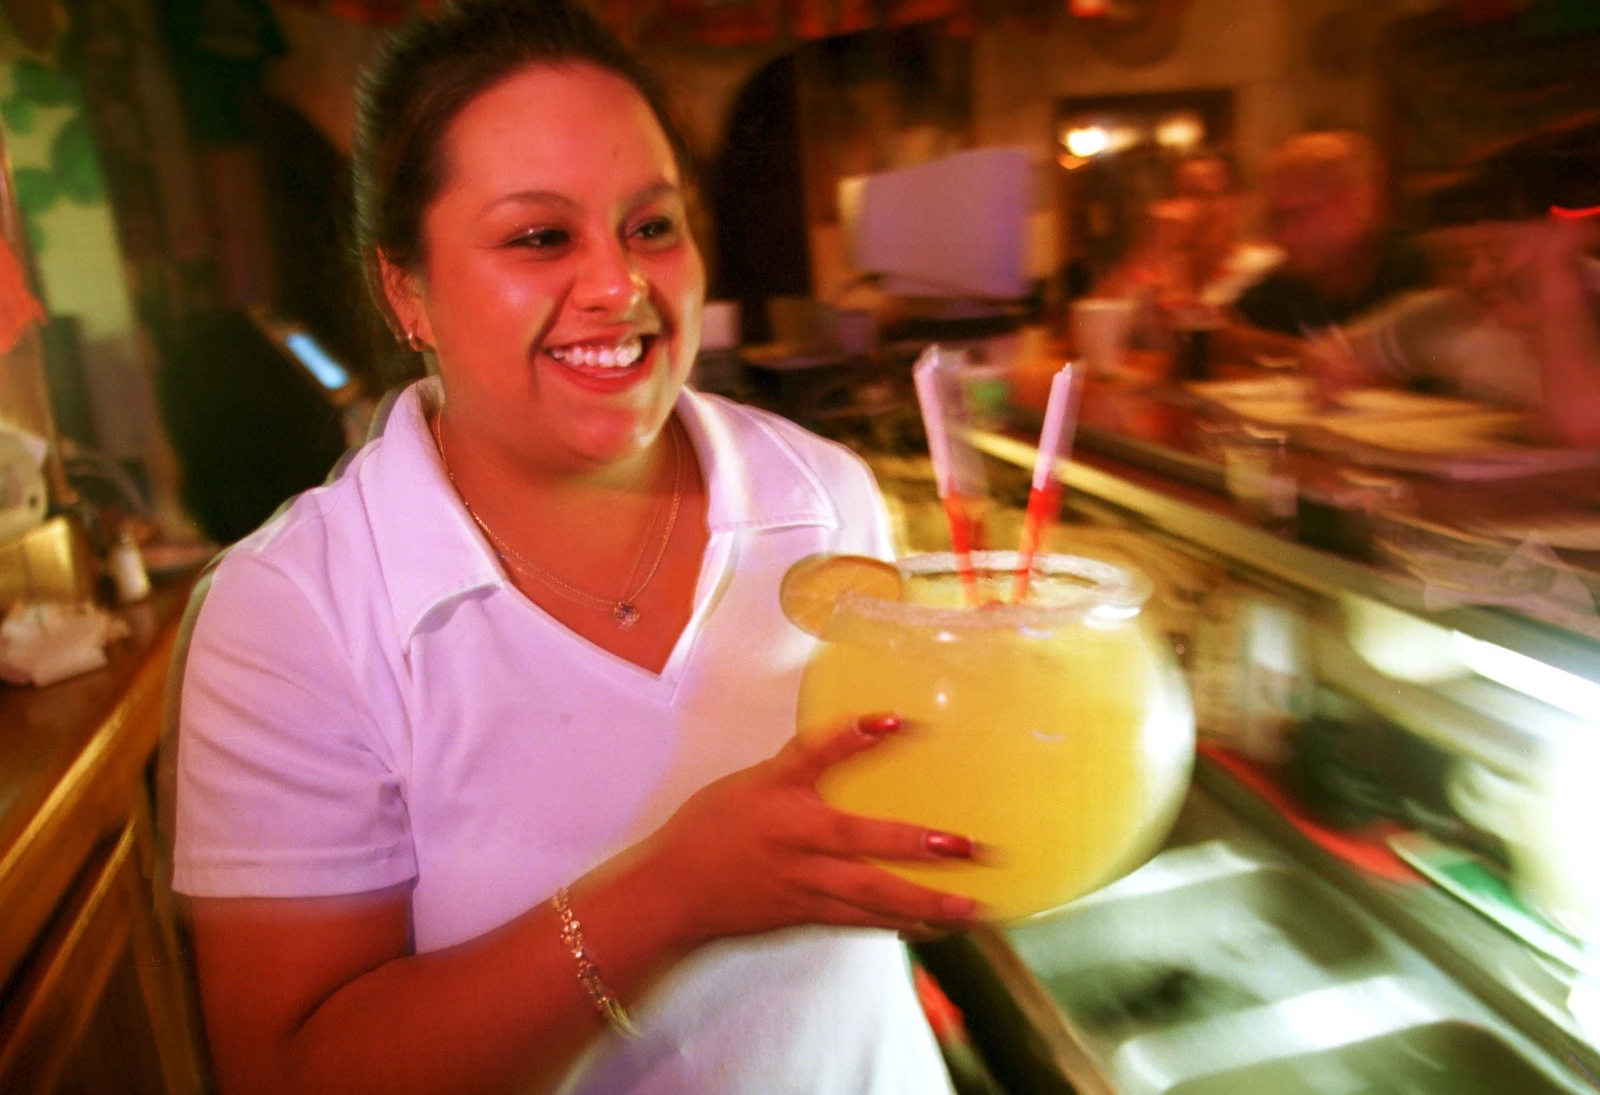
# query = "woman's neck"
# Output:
<box><xmin>432</xmin><ymin>408</ymin><xmax>683</xmax><ymax>569</ymax></box>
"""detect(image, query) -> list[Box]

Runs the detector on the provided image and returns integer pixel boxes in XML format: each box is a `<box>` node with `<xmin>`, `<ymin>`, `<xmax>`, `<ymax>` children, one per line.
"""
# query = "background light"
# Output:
<box><xmin>1454</xmin><ymin>632</ymin><xmax>1600</xmax><ymax>722</ymax></box>
<box><xmin>1064</xmin><ymin>126</ymin><xmax>1110</xmax><ymax>158</ymax></box>
<box><xmin>1155</xmin><ymin>112</ymin><xmax>1204</xmax><ymax>150</ymax></box>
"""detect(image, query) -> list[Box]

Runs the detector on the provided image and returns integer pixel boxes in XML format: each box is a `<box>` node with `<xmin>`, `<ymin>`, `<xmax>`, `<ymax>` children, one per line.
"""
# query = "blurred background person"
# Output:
<box><xmin>1095</xmin><ymin>152</ymin><xmax>1279</xmax><ymax>316</ymax></box>
<box><xmin>1170</xmin><ymin>153</ymin><xmax>1281</xmax><ymax>311</ymax></box>
<box><xmin>1328</xmin><ymin>210</ymin><xmax>1600</xmax><ymax>447</ymax></box>
<box><xmin>1229</xmin><ymin>131</ymin><xmax>1429</xmax><ymax>345</ymax></box>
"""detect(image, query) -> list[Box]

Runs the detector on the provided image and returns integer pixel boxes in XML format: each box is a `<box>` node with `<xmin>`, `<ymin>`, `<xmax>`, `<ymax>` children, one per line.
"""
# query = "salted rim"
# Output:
<box><xmin>835</xmin><ymin>550</ymin><xmax>1151</xmax><ymax>630</ymax></box>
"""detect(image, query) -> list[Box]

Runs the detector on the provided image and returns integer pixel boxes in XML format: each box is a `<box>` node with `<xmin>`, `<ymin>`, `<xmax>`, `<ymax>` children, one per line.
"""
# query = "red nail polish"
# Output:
<box><xmin>857</xmin><ymin>713</ymin><xmax>903</xmax><ymax>737</ymax></box>
<box><xmin>924</xmin><ymin>831</ymin><xmax>975</xmax><ymax>859</ymax></box>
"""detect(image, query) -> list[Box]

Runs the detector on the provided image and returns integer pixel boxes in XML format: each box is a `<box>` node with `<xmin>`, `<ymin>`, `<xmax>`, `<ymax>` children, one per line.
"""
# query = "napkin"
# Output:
<box><xmin>0</xmin><ymin>600</ymin><xmax>130</xmax><ymax>687</ymax></box>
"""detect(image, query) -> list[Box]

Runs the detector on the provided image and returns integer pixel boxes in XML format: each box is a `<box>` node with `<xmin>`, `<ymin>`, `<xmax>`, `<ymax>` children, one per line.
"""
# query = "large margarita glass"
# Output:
<box><xmin>795</xmin><ymin>550</ymin><xmax>1195</xmax><ymax>921</ymax></box>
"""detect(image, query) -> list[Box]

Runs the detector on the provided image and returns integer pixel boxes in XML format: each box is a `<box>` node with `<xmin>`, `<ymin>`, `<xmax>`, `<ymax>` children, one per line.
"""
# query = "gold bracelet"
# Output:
<box><xmin>552</xmin><ymin>886</ymin><xmax>641</xmax><ymax>1039</ymax></box>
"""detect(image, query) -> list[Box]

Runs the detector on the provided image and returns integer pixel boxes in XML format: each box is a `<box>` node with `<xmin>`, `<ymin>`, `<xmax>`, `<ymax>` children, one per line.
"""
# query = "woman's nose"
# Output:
<box><xmin>572</xmin><ymin>239</ymin><xmax>646</xmax><ymax>315</ymax></box>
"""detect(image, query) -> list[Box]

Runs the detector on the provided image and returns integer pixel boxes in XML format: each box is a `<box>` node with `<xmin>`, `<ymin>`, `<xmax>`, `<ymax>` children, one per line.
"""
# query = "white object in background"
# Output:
<box><xmin>1071</xmin><ymin>298</ymin><xmax>1138</xmax><ymax>378</ymax></box>
<box><xmin>1238</xmin><ymin>593</ymin><xmax>1312</xmax><ymax>764</ymax></box>
<box><xmin>108</xmin><ymin>530</ymin><xmax>151</xmax><ymax>604</ymax></box>
<box><xmin>700</xmin><ymin>300</ymin><xmax>741</xmax><ymax>350</ymax></box>
<box><xmin>845</xmin><ymin>147</ymin><xmax>1032</xmax><ymax>300</ymax></box>
<box><xmin>1191</xmin><ymin>584</ymin><xmax>1312</xmax><ymax>764</ymax></box>
<box><xmin>0</xmin><ymin>600</ymin><xmax>130</xmax><ymax>687</ymax></box>
<box><xmin>1571</xmin><ymin>956</ymin><xmax>1600</xmax><ymax>1046</ymax></box>
<box><xmin>1340</xmin><ymin>593</ymin><xmax>1471</xmax><ymax>684</ymax></box>
<box><xmin>0</xmin><ymin>425</ymin><xmax>48</xmax><ymax>544</ymax></box>
<box><xmin>1453</xmin><ymin>630</ymin><xmax>1600</xmax><ymax>721</ymax></box>
<box><xmin>1219</xmin><ymin>427</ymin><xmax>1296</xmax><ymax>527</ymax></box>
<box><xmin>1448</xmin><ymin>732</ymin><xmax>1600</xmax><ymax>943</ymax></box>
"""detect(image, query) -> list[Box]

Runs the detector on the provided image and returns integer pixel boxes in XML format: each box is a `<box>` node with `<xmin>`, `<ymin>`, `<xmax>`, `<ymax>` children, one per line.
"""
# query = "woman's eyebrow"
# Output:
<box><xmin>482</xmin><ymin>189</ymin><xmax>578</xmax><ymax>216</ymax></box>
<box><xmin>627</xmin><ymin>181</ymin><xmax>682</xmax><ymax>207</ymax></box>
<box><xmin>479</xmin><ymin>182</ymin><xmax>680</xmax><ymax>219</ymax></box>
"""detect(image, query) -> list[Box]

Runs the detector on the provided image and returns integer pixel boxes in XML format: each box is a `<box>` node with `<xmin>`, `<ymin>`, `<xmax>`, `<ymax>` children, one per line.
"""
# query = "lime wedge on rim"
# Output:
<box><xmin>779</xmin><ymin>554</ymin><xmax>904</xmax><ymax>637</ymax></box>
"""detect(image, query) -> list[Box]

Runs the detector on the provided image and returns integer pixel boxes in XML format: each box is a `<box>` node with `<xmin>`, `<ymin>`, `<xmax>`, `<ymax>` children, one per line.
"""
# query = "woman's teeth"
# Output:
<box><xmin>548</xmin><ymin>338</ymin><xmax>645</xmax><ymax>369</ymax></box>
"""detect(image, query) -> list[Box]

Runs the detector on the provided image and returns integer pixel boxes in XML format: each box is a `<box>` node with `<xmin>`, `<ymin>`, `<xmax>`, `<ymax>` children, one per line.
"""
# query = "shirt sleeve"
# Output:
<box><xmin>1344</xmin><ymin>288</ymin><xmax>1477</xmax><ymax>386</ymax></box>
<box><xmin>171</xmin><ymin>554</ymin><xmax>417</xmax><ymax>898</ymax></box>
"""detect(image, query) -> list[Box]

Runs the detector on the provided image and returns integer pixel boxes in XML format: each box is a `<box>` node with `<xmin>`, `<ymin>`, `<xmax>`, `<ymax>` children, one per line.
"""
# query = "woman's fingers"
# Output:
<box><xmin>774</xmin><ymin>713</ymin><xmax>904</xmax><ymax>787</ymax></box>
<box><xmin>802</xmin><ymin>808</ymin><xmax>977</xmax><ymax>865</ymax></box>
<box><xmin>797</xmin><ymin>856</ymin><xmax>979</xmax><ymax>927</ymax></box>
<box><xmin>653</xmin><ymin>715</ymin><xmax>987</xmax><ymax>940</ymax></box>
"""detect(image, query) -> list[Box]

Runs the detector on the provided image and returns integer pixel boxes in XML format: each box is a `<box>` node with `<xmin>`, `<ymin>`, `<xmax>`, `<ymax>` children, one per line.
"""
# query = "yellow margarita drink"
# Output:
<box><xmin>795</xmin><ymin>551</ymin><xmax>1194</xmax><ymax>921</ymax></box>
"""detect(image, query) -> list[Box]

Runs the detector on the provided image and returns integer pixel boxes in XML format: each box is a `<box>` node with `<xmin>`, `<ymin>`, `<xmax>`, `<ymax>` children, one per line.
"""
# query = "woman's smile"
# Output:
<box><xmin>546</xmin><ymin>336</ymin><xmax>647</xmax><ymax>372</ymax></box>
<box><xmin>541</xmin><ymin>333</ymin><xmax>660</xmax><ymax>394</ymax></box>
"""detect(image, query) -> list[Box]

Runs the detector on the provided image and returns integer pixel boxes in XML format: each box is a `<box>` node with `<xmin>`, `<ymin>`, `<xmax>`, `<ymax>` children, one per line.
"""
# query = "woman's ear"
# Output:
<box><xmin>378</xmin><ymin>251</ymin><xmax>432</xmax><ymax>347</ymax></box>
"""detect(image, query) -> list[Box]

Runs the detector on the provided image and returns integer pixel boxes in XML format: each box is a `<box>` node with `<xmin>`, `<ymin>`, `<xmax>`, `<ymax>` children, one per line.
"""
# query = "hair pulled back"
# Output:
<box><xmin>353</xmin><ymin>0</ymin><xmax>692</xmax><ymax>338</ymax></box>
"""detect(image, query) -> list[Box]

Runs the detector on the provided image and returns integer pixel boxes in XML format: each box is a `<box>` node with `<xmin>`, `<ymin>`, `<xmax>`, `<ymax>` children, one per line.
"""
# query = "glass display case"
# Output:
<box><xmin>878</xmin><ymin>425</ymin><xmax>1600</xmax><ymax>1095</ymax></box>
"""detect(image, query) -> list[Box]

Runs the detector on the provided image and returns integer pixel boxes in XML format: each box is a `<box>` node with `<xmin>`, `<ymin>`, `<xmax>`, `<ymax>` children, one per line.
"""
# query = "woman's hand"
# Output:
<box><xmin>637</xmin><ymin>714</ymin><xmax>981</xmax><ymax>948</ymax></box>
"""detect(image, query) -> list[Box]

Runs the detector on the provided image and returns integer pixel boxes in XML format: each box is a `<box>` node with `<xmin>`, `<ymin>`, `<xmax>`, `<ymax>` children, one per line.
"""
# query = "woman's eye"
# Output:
<box><xmin>633</xmin><ymin>217</ymin><xmax>679</xmax><ymax>245</ymax></box>
<box><xmin>508</xmin><ymin>227</ymin><xmax>570</xmax><ymax>250</ymax></box>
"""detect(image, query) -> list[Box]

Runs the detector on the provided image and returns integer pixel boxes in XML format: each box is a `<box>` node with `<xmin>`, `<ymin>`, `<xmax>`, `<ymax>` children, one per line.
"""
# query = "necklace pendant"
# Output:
<box><xmin>614</xmin><ymin>602</ymin><xmax>641</xmax><ymax>629</ymax></box>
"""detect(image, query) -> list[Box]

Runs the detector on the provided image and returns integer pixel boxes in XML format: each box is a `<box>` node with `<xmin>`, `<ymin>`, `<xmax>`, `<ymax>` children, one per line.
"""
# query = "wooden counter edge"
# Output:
<box><xmin>0</xmin><ymin>592</ymin><xmax>185</xmax><ymax>991</ymax></box>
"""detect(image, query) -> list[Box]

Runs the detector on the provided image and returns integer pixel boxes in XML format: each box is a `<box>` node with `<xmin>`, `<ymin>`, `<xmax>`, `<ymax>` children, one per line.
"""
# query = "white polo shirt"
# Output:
<box><xmin>172</xmin><ymin>379</ymin><xmax>952</xmax><ymax>1094</ymax></box>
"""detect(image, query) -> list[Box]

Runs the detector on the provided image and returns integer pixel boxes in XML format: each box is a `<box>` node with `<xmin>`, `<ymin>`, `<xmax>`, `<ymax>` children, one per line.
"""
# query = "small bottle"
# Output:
<box><xmin>1223</xmin><ymin>427</ymin><xmax>1296</xmax><ymax>530</ymax></box>
<box><xmin>108</xmin><ymin>528</ymin><xmax>150</xmax><ymax>604</ymax></box>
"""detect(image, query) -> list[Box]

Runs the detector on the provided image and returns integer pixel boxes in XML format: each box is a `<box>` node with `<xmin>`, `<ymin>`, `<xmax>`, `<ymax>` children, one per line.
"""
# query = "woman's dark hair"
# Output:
<box><xmin>353</xmin><ymin>0</ymin><xmax>694</xmax><ymax>354</ymax></box>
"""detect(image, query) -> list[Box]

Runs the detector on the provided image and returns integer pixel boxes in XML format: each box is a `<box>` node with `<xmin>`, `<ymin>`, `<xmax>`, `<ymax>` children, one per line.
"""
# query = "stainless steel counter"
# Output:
<box><xmin>919</xmin><ymin>766</ymin><xmax>1599</xmax><ymax>1095</ymax></box>
<box><xmin>873</xmin><ymin>424</ymin><xmax>1600</xmax><ymax>1092</ymax></box>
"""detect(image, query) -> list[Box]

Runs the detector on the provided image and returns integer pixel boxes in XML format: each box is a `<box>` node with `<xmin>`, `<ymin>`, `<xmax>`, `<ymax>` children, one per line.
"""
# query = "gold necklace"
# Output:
<box><xmin>432</xmin><ymin>414</ymin><xmax>685</xmax><ymax>630</ymax></box>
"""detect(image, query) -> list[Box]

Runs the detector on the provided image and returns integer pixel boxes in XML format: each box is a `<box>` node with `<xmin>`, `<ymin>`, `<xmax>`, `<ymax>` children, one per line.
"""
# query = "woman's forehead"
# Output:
<box><xmin>436</xmin><ymin>62</ymin><xmax>678</xmax><ymax>202</ymax></box>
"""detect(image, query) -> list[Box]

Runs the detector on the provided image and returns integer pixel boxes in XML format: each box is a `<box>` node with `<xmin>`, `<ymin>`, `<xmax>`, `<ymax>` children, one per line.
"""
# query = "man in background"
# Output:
<box><xmin>1233</xmin><ymin>131</ymin><xmax>1429</xmax><ymax>337</ymax></box>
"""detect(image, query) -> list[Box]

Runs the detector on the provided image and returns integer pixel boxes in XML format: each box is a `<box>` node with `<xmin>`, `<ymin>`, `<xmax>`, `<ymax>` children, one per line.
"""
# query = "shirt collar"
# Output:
<box><xmin>365</xmin><ymin>381</ymin><xmax>838</xmax><ymax>646</ymax></box>
<box><xmin>675</xmin><ymin>386</ymin><xmax>838</xmax><ymax>534</ymax></box>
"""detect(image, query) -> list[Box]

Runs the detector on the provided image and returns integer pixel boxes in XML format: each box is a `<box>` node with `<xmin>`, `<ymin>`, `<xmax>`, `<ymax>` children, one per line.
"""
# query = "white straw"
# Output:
<box><xmin>913</xmin><ymin>346</ymin><xmax>956</xmax><ymax>498</ymax></box>
<box><xmin>1031</xmin><ymin>363</ymin><xmax>1080</xmax><ymax>490</ymax></box>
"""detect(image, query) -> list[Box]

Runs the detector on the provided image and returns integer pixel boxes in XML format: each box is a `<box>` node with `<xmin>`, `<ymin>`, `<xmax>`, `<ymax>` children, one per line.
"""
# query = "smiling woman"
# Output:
<box><xmin>389</xmin><ymin>63</ymin><xmax>702</xmax><ymax>478</ymax></box>
<box><xmin>166</xmin><ymin>2</ymin><xmax>972</xmax><ymax>1094</ymax></box>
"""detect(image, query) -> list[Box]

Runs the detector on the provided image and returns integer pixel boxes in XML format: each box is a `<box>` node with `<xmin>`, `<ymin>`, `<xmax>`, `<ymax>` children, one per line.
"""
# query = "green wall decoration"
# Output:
<box><xmin>1</xmin><ymin>59</ymin><xmax>107</xmax><ymax>254</ymax></box>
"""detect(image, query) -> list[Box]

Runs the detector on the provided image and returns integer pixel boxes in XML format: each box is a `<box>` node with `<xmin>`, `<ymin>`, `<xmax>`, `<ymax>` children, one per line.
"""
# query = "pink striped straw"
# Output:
<box><xmin>913</xmin><ymin>346</ymin><xmax>982</xmax><ymax>603</ymax></box>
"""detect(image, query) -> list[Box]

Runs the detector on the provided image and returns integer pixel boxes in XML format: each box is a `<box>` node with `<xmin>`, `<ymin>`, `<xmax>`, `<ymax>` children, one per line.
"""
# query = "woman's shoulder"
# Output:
<box><xmin>218</xmin><ymin>448</ymin><xmax>382</xmax><ymax>589</ymax></box>
<box><xmin>687</xmin><ymin>390</ymin><xmax>875</xmax><ymax>485</ymax></box>
<box><xmin>682</xmin><ymin>391</ymin><xmax>891</xmax><ymax>554</ymax></box>
<box><xmin>193</xmin><ymin>423</ymin><xmax>417</xmax><ymax>666</ymax></box>
<box><xmin>215</xmin><ymin>381</ymin><xmax>437</xmax><ymax>602</ymax></box>
<box><xmin>685</xmin><ymin>391</ymin><xmax>885</xmax><ymax>532</ymax></box>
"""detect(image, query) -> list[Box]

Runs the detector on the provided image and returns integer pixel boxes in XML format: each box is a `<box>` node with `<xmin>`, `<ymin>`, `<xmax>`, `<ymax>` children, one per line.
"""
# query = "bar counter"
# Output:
<box><xmin>0</xmin><ymin>578</ymin><xmax>207</xmax><ymax>1094</ymax></box>
<box><xmin>902</xmin><ymin>357</ymin><xmax>1600</xmax><ymax>1094</ymax></box>
<box><xmin>981</xmin><ymin>355</ymin><xmax>1600</xmax><ymax>669</ymax></box>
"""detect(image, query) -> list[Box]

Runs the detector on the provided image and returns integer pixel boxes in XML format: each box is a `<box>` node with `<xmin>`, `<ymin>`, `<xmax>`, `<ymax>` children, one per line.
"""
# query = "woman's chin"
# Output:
<box><xmin>557</xmin><ymin>406</ymin><xmax>678</xmax><ymax>470</ymax></box>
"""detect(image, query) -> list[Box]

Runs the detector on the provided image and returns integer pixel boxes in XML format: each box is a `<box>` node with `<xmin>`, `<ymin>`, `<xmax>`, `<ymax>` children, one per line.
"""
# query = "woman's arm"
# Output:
<box><xmin>190</xmin><ymin>717</ymin><xmax>976</xmax><ymax>1095</ymax></box>
<box><xmin>190</xmin><ymin>854</ymin><xmax>674</xmax><ymax>1095</ymax></box>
